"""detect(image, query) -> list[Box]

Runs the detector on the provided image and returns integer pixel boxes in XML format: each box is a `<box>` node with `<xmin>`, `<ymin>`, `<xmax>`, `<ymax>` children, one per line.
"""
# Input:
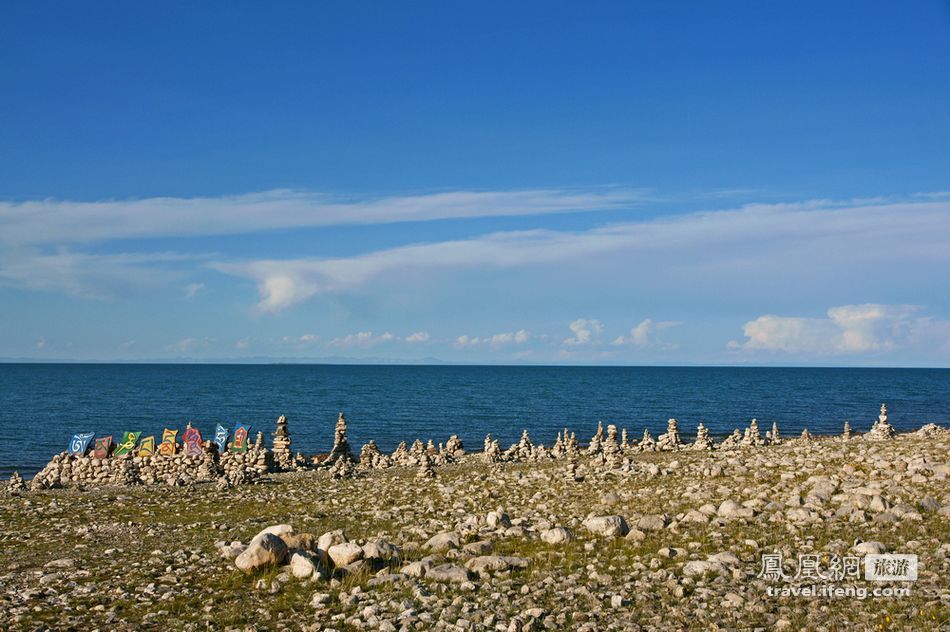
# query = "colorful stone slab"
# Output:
<box><xmin>138</xmin><ymin>435</ymin><xmax>156</xmax><ymax>457</ymax></box>
<box><xmin>113</xmin><ymin>431</ymin><xmax>141</xmax><ymax>457</ymax></box>
<box><xmin>231</xmin><ymin>423</ymin><xmax>250</xmax><ymax>453</ymax></box>
<box><xmin>183</xmin><ymin>426</ymin><xmax>203</xmax><ymax>457</ymax></box>
<box><xmin>214</xmin><ymin>424</ymin><xmax>228</xmax><ymax>452</ymax></box>
<box><xmin>93</xmin><ymin>435</ymin><xmax>112</xmax><ymax>459</ymax></box>
<box><xmin>68</xmin><ymin>432</ymin><xmax>95</xmax><ymax>455</ymax></box>
<box><xmin>158</xmin><ymin>428</ymin><xmax>178</xmax><ymax>456</ymax></box>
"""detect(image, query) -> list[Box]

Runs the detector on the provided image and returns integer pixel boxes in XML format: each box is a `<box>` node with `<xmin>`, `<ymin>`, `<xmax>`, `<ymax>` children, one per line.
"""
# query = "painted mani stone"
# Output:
<box><xmin>183</xmin><ymin>426</ymin><xmax>203</xmax><ymax>457</ymax></box>
<box><xmin>231</xmin><ymin>424</ymin><xmax>250</xmax><ymax>453</ymax></box>
<box><xmin>138</xmin><ymin>436</ymin><xmax>156</xmax><ymax>457</ymax></box>
<box><xmin>68</xmin><ymin>432</ymin><xmax>95</xmax><ymax>455</ymax></box>
<box><xmin>214</xmin><ymin>425</ymin><xmax>228</xmax><ymax>452</ymax></box>
<box><xmin>93</xmin><ymin>436</ymin><xmax>112</xmax><ymax>459</ymax></box>
<box><xmin>158</xmin><ymin>428</ymin><xmax>178</xmax><ymax>456</ymax></box>
<box><xmin>113</xmin><ymin>431</ymin><xmax>142</xmax><ymax>457</ymax></box>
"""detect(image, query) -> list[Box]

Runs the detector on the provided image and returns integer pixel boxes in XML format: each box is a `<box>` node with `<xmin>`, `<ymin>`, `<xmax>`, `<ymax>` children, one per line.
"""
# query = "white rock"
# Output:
<box><xmin>235</xmin><ymin>533</ymin><xmax>288</xmax><ymax>573</ymax></box>
<box><xmin>327</xmin><ymin>542</ymin><xmax>364</xmax><ymax>567</ymax></box>
<box><xmin>424</xmin><ymin>531</ymin><xmax>461</xmax><ymax>552</ymax></box>
<box><xmin>290</xmin><ymin>552</ymin><xmax>318</xmax><ymax>578</ymax></box>
<box><xmin>582</xmin><ymin>515</ymin><xmax>629</xmax><ymax>537</ymax></box>
<box><xmin>540</xmin><ymin>527</ymin><xmax>575</xmax><ymax>544</ymax></box>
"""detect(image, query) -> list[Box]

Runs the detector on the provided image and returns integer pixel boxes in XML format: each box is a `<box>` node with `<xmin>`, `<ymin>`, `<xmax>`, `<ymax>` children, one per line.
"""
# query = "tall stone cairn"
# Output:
<box><xmin>326</xmin><ymin>412</ymin><xmax>355</xmax><ymax>465</ymax></box>
<box><xmin>799</xmin><ymin>428</ymin><xmax>813</xmax><ymax>442</ymax></box>
<box><xmin>587</xmin><ymin>421</ymin><xmax>605</xmax><ymax>455</ymax></box>
<box><xmin>639</xmin><ymin>428</ymin><xmax>657</xmax><ymax>452</ymax></box>
<box><xmin>767</xmin><ymin>421</ymin><xmax>782</xmax><ymax>445</ymax></box>
<box><xmin>842</xmin><ymin>421</ymin><xmax>853</xmax><ymax>441</ymax></box>
<box><xmin>603</xmin><ymin>424</ymin><xmax>623</xmax><ymax>469</ymax></box>
<box><xmin>867</xmin><ymin>403</ymin><xmax>896</xmax><ymax>441</ymax></box>
<box><xmin>692</xmin><ymin>423</ymin><xmax>714</xmax><ymax>451</ymax></box>
<box><xmin>551</xmin><ymin>431</ymin><xmax>565</xmax><ymax>457</ymax></box>
<box><xmin>514</xmin><ymin>429</ymin><xmax>533</xmax><ymax>460</ymax></box>
<box><xmin>657</xmin><ymin>418</ymin><xmax>683</xmax><ymax>451</ymax></box>
<box><xmin>620</xmin><ymin>428</ymin><xmax>630</xmax><ymax>451</ymax></box>
<box><xmin>271</xmin><ymin>415</ymin><xmax>294</xmax><ymax>471</ymax></box>
<box><xmin>741</xmin><ymin>418</ymin><xmax>765</xmax><ymax>447</ymax></box>
<box><xmin>566</xmin><ymin>431</ymin><xmax>579</xmax><ymax>454</ymax></box>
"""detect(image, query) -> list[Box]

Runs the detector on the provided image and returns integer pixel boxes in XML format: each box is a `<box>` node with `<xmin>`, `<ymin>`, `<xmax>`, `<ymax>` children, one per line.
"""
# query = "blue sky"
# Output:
<box><xmin>1</xmin><ymin>1</ymin><xmax>949</xmax><ymax>365</ymax></box>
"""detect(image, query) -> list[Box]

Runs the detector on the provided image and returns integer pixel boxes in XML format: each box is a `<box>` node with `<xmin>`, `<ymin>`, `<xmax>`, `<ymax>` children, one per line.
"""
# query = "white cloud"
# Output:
<box><xmin>564</xmin><ymin>319</ymin><xmax>603</xmax><ymax>346</ymax></box>
<box><xmin>612</xmin><ymin>319</ymin><xmax>680</xmax><ymax>347</ymax></box>
<box><xmin>184</xmin><ymin>282</ymin><xmax>205</xmax><ymax>298</ymax></box>
<box><xmin>729</xmin><ymin>304</ymin><xmax>950</xmax><ymax>355</ymax></box>
<box><xmin>0</xmin><ymin>188</ymin><xmax>640</xmax><ymax>245</ymax></box>
<box><xmin>406</xmin><ymin>331</ymin><xmax>430</xmax><ymax>343</ymax></box>
<box><xmin>164</xmin><ymin>337</ymin><xmax>214</xmax><ymax>355</ymax></box>
<box><xmin>454</xmin><ymin>329</ymin><xmax>531</xmax><ymax>349</ymax></box>
<box><xmin>328</xmin><ymin>331</ymin><xmax>396</xmax><ymax>348</ymax></box>
<box><xmin>34</xmin><ymin>336</ymin><xmax>47</xmax><ymax>350</ymax></box>
<box><xmin>214</xmin><ymin>198</ymin><xmax>950</xmax><ymax>312</ymax></box>
<box><xmin>0</xmin><ymin>250</ymin><xmax>195</xmax><ymax>299</ymax></box>
<box><xmin>235</xmin><ymin>338</ymin><xmax>251</xmax><ymax>350</ymax></box>
<box><xmin>281</xmin><ymin>333</ymin><xmax>321</xmax><ymax>348</ymax></box>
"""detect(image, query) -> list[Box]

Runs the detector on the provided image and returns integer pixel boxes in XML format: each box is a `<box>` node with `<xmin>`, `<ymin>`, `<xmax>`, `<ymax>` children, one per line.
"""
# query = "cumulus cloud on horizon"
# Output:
<box><xmin>729</xmin><ymin>304</ymin><xmax>950</xmax><ymax>356</ymax></box>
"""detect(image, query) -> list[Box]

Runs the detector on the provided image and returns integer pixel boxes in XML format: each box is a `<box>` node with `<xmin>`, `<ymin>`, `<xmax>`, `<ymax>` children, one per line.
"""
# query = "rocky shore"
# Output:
<box><xmin>0</xmin><ymin>413</ymin><xmax>948</xmax><ymax>630</ymax></box>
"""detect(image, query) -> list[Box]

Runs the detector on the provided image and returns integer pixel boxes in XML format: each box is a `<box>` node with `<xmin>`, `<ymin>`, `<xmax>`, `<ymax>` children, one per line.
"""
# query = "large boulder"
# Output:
<box><xmin>424</xmin><ymin>531</ymin><xmax>461</xmax><ymax>552</ymax></box>
<box><xmin>235</xmin><ymin>533</ymin><xmax>288</xmax><ymax>573</ymax></box>
<box><xmin>582</xmin><ymin>515</ymin><xmax>629</xmax><ymax>537</ymax></box>
<box><xmin>425</xmin><ymin>563</ymin><xmax>471</xmax><ymax>584</ymax></box>
<box><xmin>541</xmin><ymin>527</ymin><xmax>575</xmax><ymax>544</ymax></box>
<box><xmin>290</xmin><ymin>551</ymin><xmax>319</xmax><ymax>578</ymax></box>
<box><xmin>717</xmin><ymin>500</ymin><xmax>754</xmax><ymax>520</ymax></box>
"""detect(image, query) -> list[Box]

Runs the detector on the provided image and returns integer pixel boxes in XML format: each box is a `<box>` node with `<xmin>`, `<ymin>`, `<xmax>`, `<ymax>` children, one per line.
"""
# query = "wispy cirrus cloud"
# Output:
<box><xmin>213</xmin><ymin>198</ymin><xmax>950</xmax><ymax>312</ymax></box>
<box><xmin>0</xmin><ymin>188</ymin><xmax>641</xmax><ymax>245</ymax></box>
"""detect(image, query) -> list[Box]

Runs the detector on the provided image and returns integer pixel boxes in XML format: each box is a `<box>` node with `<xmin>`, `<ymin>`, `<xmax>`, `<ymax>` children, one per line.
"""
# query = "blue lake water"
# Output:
<box><xmin>1</xmin><ymin>364</ymin><xmax>948</xmax><ymax>477</ymax></box>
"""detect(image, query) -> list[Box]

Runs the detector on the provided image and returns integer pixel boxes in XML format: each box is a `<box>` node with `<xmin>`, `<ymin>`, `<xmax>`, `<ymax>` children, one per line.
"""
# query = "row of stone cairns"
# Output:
<box><xmin>7</xmin><ymin>404</ymin><xmax>904</xmax><ymax>492</ymax></box>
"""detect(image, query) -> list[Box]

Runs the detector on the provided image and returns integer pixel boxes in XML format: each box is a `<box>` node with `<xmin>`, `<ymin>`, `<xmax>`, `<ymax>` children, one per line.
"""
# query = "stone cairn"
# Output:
<box><xmin>444</xmin><ymin>435</ymin><xmax>465</xmax><ymax>457</ymax></box>
<box><xmin>483</xmin><ymin>434</ymin><xmax>501</xmax><ymax>463</ymax></box>
<box><xmin>5</xmin><ymin>471</ymin><xmax>26</xmax><ymax>495</ymax></box>
<box><xmin>587</xmin><ymin>421</ymin><xmax>605</xmax><ymax>455</ymax></box>
<box><xmin>359</xmin><ymin>440</ymin><xmax>391</xmax><ymax>469</ymax></box>
<box><xmin>741</xmin><ymin>418</ymin><xmax>765</xmax><ymax>447</ymax></box>
<box><xmin>719</xmin><ymin>428</ymin><xmax>742</xmax><ymax>450</ymax></box>
<box><xmin>416</xmin><ymin>451</ymin><xmax>436</xmax><ymax>480</ymax></box>
<box><xmin>692</xmin><ymin>423</ymin><xmax>714</xmax><ymax>451</ymax></box>
<box><xmin>766</xmin><ymin>421</ymin><xmax>782</xmax><ymax>445</ymax></box>
<box><xmin>639</xmin><ymin>428</ymin><xmax>657</xmax><ymax>452</ymax></box>
<box><xmin>866</xmin><ymin>403</ymin><xmax>896</xmax><ymax>441</ymax></box>
<box><xmin>620</xmin><ymin>428</ymin><xmax>630</xmax><ymax>451</ymax></box>
<box><xmin>325</xmin><ymin>413</ymin><xmax>355</xmax><ymax>466</ymax></box>
<box><xmin>329</xmin><ymin>457</ymin><xmax>357</xmax><ymax>479</ymax></box>
<box><xmin>271</xmin><ymin>415</ymin><xmax>294</xmax><ymax>471</ymax></box>
<box><xmin>842</xmin><ymin>421</ymin><xmax>853</xmax><ymax>441</ymax></box>
<box><xmin>602</xmin><ymin>424</ymin><xmax>624</xmax><ymax>469</ymax></box>
<box><xmin>657</xmin><ymin>418</ymin><xmax>683</xmax><ymax>451</ymax></box>
<box><xmin>799</xmin><ymin>428</ymin><xmax>813</xmax><ymax>442</ymax></box>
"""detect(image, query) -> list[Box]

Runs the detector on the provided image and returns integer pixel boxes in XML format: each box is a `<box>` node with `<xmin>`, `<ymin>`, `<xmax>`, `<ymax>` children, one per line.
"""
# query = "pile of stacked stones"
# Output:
<box><xmin>17</xmin><ymin>402</ymin><xmax>920</xmax><ymax>491</ymax></box>
<box><xmin>692</xmin><ymin>422</ymin><xmax>714</xmax><ymax>451</ymax></box>
<box><xmin>741</xmin><ymin>418</ymin><xmax>766</xmax><ymax>446</ymax></box>
<box><xmin>866</xmin><ymin>403</ymin><xmax>896</xmax><ymax>441</ymax></box>
<box><xmin>656</xmin><ymin>418</ymin><xmax>684</xmax><ymax>451</ymax></box>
